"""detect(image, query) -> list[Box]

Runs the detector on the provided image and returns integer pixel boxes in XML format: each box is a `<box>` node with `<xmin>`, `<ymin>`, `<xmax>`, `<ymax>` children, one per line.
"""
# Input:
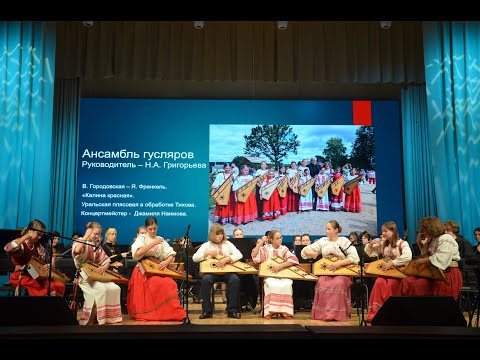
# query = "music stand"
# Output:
<box><xmin>229</xmin><ymin>238</ymin><xmax>257</xmax><ymax>260</ymax></box>
<box><xmin>228</xmin><ymin>238</ymin><xmax>258</xmax><ymax>313</ymax></box>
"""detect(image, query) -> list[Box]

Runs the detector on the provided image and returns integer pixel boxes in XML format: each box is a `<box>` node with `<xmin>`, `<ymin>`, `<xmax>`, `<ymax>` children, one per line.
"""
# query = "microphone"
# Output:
<box><xmin>339</xmin><ymin>241</ymin><xmax>354</xmax><ymax>257</ymax></box>
<box><xmin>183</xmin><ymin>224</ymin><xmax>191</xmax><ymax>247</ymax></box>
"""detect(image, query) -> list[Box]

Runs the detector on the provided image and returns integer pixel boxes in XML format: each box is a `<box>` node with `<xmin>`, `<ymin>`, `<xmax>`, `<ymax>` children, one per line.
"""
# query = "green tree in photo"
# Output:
<box><xmin>244</xmin><ymin>125</ymin><xmax>300</xmax><ymax>168</ymax></box>
<box><xmin>350</xmin><ymin>126</ymin><xmax>375</xmax><ymax>170</ymax></box>
<box><xmin>323</xmin><ymin>137</ymin><xmax>347</xmax><ymax>167</ymax></box>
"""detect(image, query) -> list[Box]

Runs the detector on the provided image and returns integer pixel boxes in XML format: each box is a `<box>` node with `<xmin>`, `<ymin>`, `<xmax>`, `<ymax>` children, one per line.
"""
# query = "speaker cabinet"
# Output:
<box><xmin>0</xmin><ymin>296</ymin><xmax>78</xmax><ymax>326</ymax></box>
<box><xmin>372</xmin><ymin>296</ymin><xmax>466</xmax><ymax>326</ymax></box>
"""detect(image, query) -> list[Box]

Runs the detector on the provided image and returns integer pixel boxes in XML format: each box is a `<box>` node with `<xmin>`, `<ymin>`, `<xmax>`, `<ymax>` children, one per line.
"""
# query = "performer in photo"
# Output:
<box><xmin>232</xmin><ymin>165</ymin><xmax>258</xmax><ymax>225</ymax></box>
<box><xmin>286</xmin><ymin>161</ymin><xmax>300</xmax><ymax>212</ymax></box>
<box><xmin>259</xmin><ymin>168</ymin><xmax>282</xmax><ymax>221</ymax></box>
<box><xmin>211</xmin><ymin>163</ymin><xmax>235</xmax><ymax>225</ymax></box>
<box><xmin>4</xmin><ymin>219</ymin><xmax>66</xmax><ymax>297</ymax></box>
<box><xmin>298</xmin><ymin>168</ymin><xmax>313</xmax><ymax>213</ymax></box>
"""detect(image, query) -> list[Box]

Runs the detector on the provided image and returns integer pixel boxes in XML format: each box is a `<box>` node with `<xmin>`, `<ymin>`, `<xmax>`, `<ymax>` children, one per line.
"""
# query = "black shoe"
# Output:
<box><xmin>199</xmin><ymin>312</ymin><xmax>213</xmax><ymax>319</ymax></box>
<box><xmin>227</xmin><ymin>311</ymin><xmax>241</xmax><ymax>319</ymax></box>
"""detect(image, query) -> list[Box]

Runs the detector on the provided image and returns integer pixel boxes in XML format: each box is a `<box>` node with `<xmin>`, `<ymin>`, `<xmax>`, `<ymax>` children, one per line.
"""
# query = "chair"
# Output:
<box><xmin>0</xmin><ymin>282</ymin><xmax>28</xmax><ymax>296</ymax></box>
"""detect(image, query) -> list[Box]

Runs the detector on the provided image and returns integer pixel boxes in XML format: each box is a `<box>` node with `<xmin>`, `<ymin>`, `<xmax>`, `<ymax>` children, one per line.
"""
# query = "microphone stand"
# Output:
<box><xmin>182</xmin><ymin>224</ymin><xmax>192</xmax><ymax>325</ymax></box>
<box><xmin>358</xmin><ymin>247</ymin><xmax>367</xmax><ymax>326</ymax></box>
<box><xmin>32</xmin><ymin>229</ymin><xmax>95</xmax><ymax>296</ymax></box>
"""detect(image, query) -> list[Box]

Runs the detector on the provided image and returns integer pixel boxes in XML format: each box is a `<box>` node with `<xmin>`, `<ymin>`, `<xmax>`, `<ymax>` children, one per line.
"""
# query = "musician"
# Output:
<box><xmin>301</xmin><ymin>220</ymin><xmax>359</xmax><ymax>321</ymax></box>
<box><xmin>132</xmin><ymin>225</ymin><xmax>147</xmax><ymax>244</ymax></box>
<box><xmin>232</xmin><ymin>227</ymin><xmax>259</xmax><ymax>311</ymax></box>
<box><xmin>329</xmin><ymin>167</ymin><xmax>344</xmax><ymax>211</ymax></box>
<box><xmin>400</xmin><ymin>216</ymin><xmax>462</xmax><ymax>300</ymax></box>
<box><xmin>127</xmin><ymin>216</ymin><xmax>186</xmax><ymax>321</ymax></box>
<box><xmin>232</xmin><ymin>165</ymin><xmax>258</xmax><ymax>225</ymax></box>
<box><xmin>102</xmin><ymin>227</ymin><xmax>128</xmax><ymax>274</ymax></box>
<box><xmin>277</xmin><ymin>164</ymin><xmax>288</xmax><ymax>215</ymax></box>
<box><xmin>72</xmin><ymin>222</ymin><xmax>122</xmax><ymax>325</ymax></box>
<box><xmin>315</xmin><ymin>167</ymin><xmax>330</xmax><ymax>211</ymax></box>
<box><xmin>444</xmin><ymin>220</ymin><xmax>475</xmax><ymax>286</ymax></box>
<box><xmin>364</xmin><ymin>221</ymin><xmax>412</xmax><ymax>323</ymax></box>
<box><xmin>286</xmin><ymin>161</ymin><xmax>300</xmax><ymax>212</ymax></box>
<box><xmin>3</xmin><ymin>219</ymin><xmax>66</xmax><ymax>297</ymax></box>
<box><xmin>211</xmin><ymin>163</ymin><xmax>235</xmax><ymax>225</ymax></box>
<box><xmin>344</xmin><ymin>168</ymin><xmax>362</xmax><ymax>212</ymax></box>
<box><xmin>293</xmin><ymin>234</ymin><xmax>314</xmax><ymax>311</ymax></box>
<box><xmin>252</xmin><ymin>230</ymin><xmax>298</xmax><ymax>318</ymax></box>
<box><xmin>192</xmin><ymin>223</ymin><xmax>242</xmax><ymax>319</ymax></box>
<box><xmin>50</xmin><ymin>231</ymin><xmax>65</xmax><ymax>258</ymax></box>
<box><xmin>102</xmin><ymin>227</ymin><xmax>129</xmax><ymax>313</ymax></box>
<box><xmin>259</xmin><ymin>168</ymin><xmax>282</xmax><ymax>220</ymax></box>
<box><xmin>307</xmin><ymin>157</ymin><xmax>321</xmax><ymax>209</ymax></box>
<box><xmin>254</xmin><ymin>161</ymin><xmax>269</xmax><ymax>217</ymax></box>
<box><xmin>298</xmin><ymin>168</ymin><xmax>313</xmax><ymax>213</ymax></box>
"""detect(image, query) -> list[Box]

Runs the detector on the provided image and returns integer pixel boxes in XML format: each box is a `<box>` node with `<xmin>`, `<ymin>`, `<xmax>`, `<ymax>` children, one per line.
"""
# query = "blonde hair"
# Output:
<box><xmin>21</xmin><ymin>219</ymin><xmax>45</xmax><ymax>236</ymax></box>
<box><xmin>208</xmin><ymin>223</ymin><xmax>227</xmax><ymax>243</ymax></box>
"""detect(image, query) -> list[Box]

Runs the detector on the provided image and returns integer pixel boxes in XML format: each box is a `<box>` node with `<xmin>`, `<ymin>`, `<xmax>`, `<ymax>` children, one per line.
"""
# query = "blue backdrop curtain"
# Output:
<box><xmin>0</xmin><ymin>21</ymin><xmax>56</xmax><ymax>230</ymax></box>
<box><xmin>401</xmin><ymin>84</ymin><xmax>438</xmax><ymax>243</ymax></box>
<box><xmin>51</xmin><ymin>78</ymin><xmax>80</xmax><ymax>242</ymax></box>
<box><xmin>423</xmin><ymin>21</ymin><xmax>480</xmax><ymax>241</ymax></box>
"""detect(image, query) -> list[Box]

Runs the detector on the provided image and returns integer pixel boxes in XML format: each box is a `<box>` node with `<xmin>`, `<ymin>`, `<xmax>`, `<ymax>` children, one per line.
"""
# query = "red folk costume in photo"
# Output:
<box><xmin>232</xmin><ymin>172</ymin><xmax>258</xmax><ymax>225</ymax></box>
<box><xmin>286</xmin><ymin>168</ymin><xmax>299</xmax><ymax>212</ymax></box>
<box><xmin>212</xmin><ymin>171</ymin><xmax>235</xmax><ymax>225</ymax></box>
<box><xmin>343</xmin><ymin>172</ymin><xmax>362</xmax><ymax>212</ymax></box>
<box><xmin>260</xmin><ymin>176</ymin><xmax>282</xmax><ymax>221</ymax></box>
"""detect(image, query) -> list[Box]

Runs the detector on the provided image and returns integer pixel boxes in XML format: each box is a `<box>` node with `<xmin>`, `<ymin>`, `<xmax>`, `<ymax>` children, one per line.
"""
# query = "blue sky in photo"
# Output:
<box><xmin>209</xmin><ymin>124</ymin><xmax>360</xmax><ymax>164</ymax></box>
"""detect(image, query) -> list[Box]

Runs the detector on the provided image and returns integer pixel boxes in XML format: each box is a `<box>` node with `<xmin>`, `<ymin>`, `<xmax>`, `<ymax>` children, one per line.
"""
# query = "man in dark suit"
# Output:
<box><xmin>307</xmin><ymin>157</ymin><xmax>321</xmax><ymax>209</ymax></box>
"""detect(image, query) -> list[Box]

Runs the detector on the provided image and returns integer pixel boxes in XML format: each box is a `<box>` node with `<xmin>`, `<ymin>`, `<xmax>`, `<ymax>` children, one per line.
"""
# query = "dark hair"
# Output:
<box><xmin>50</xmin><ymin>231</ymin><xmax>60</xmax><ymax>237</ymax></box>
<box><xmin>145</xmin><ymin>216</ymin><xmax>158</xmax><ymax>227</ymax></box>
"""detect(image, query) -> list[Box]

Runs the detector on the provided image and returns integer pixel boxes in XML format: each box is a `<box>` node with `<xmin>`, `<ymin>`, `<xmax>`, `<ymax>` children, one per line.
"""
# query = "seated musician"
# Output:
<box><xmin>232</xmin><ymin>227</ymin><xmax>258</xmax><ymax>311</ymax></box>
<box><xmin>3</xmin><ymin>219</ymin><xmax>65</xmax><ymax>297</ymax></box>
<box><xmin>293</xmin><ymin>234</ymin><xmax>315</xmax><ymax>311</ymax></box>
<box><xmin>192</xmin><ymin>223</ymin><xmax>242</xmax><ymax>319</ymax></box>
<box><xmin>102</xmin><ymin>227</ymin><xmax>130</xmax><ymax>313</ymax></box>
<box><xmin>50</xmin><ymin>231</ymin><xmax>65</xmax><ymax>258</ymax></box>
<box><xmin>127</xmin><ymin>216</ymin><xmax>186</xmax><ymax>322</ymax></box>
<box><xmin>400</xmin><ymin>216</ymin><xmax>462</xmax><ymax>300</ymax></box>
<box><xmin>252</xmin><ymin>230</ymin><xmax>299</xmax><ymax>318</ymax></box>
<box><xmin>364</xmin><ymin>222</ymin><xmax>411</xmax><ymax>323</ymax></box>
<box><xmin>301</xmin><ymin>220</ymin><xmax>359</xmax><ymax>321</ymax></box>
<box><xmin>102</xmin><ymin>227</ymin><xmax>128</xmax><ymax>275</ymax></box>
<box><xmin>72</xmin><ymin>222</ymin><xmax>122</xmax><ymax>325</ymax></box>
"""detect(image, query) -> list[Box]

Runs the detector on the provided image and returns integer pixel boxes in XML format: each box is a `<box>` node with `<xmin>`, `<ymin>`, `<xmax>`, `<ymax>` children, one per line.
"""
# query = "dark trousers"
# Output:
<box><xmin>200</xmin><ymin>273</ymin><xmax>240</xmax><ymax>313</ymax></box>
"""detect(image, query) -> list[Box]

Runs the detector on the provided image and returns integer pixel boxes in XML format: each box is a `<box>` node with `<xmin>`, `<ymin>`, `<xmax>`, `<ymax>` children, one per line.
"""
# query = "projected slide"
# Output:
<box><xmin>76</xmin><ymin>99</ymin><xmax>403</xmax><ymax>244</ymax></box>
